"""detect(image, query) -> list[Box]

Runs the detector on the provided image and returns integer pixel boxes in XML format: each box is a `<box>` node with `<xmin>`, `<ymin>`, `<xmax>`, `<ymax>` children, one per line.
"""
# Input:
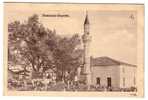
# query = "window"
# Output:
<box><xmin>134</xmin><ymin>77</ymin><xmax>136</xmax><ymax>85</ymax></box>
<box><xmin>122</xmin><ymin>67</ymin><xmax>125</xmax><ymax>73</ymax></box>
<box><xmin>96</xmin><ymin>77</ymin><xmax>100</xmax><ymax>85</ymax></box>
<box><xmin>107</xmin><ymin>77</ymin><xmax>111</xmax><ymax>87</ymax></box>
<box><xmin>123</xmin><ymin>77</ymin><xmax>125</xmax><ymax>87</ymax></box>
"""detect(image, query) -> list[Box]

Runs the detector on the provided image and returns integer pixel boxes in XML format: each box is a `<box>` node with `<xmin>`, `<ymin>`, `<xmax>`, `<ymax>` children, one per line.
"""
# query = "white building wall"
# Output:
<box><xmin>119</xmin><ymin>65</ymin><xmax>137</xmax><ymax>88</ymax></box>
<box><xmin>91</xmin><ymin>65</ymin><xmax>120</xmax><ymax>88</ymax></box>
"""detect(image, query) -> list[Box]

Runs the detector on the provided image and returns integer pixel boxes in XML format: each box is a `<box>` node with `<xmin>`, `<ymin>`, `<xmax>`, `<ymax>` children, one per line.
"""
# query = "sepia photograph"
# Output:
<box><xmin>3</xmin><ymin>2</ymin><xmax>144</xmax><ymax>96</ymax></box>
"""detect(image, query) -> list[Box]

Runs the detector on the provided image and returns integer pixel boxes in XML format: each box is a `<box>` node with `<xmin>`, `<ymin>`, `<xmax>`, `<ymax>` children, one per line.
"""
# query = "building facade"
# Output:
<box><xmin>91</xmin><ymin>57</ymin><xmax>137</xmax><ymax>89</ymax></box>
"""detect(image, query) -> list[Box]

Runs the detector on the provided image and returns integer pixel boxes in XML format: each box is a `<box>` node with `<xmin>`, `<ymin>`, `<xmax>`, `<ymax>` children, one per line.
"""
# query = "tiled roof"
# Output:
<box><xmin>91</xmin><ymin>56</ymin><xmax>136</xmax><ymax>67</ymax></box>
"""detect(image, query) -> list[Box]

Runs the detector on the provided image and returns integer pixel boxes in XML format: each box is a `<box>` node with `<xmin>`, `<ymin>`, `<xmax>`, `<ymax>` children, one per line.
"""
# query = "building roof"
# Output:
<box><xmin>91</xmin><ymin>56</ymin><xmax>136</xmax><ymax>67</ymax></box>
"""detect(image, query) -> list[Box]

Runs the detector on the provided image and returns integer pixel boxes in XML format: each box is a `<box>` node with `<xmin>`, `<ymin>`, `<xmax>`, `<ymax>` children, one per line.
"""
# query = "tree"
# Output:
<box><xmin>52</xmin><ymin>34</ymin><xmax>83</xmax><ymax>81</ymax></box>
<box><xmin>8</xmin><ymin>14</ymin><xmax>55</xmax><ymax>78</ymax></box>
<box><xmin>8</xmin><ymin>14</ymin><xmax>83</xmax><ymax>82</ymax></box>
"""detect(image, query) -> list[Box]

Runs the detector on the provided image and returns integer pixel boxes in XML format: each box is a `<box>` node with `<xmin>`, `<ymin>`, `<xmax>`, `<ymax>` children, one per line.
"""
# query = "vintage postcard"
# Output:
<box><xmin>3</xmin><ymin>3</ymin><xmax>144</xmax><ymax>97</ymax></box>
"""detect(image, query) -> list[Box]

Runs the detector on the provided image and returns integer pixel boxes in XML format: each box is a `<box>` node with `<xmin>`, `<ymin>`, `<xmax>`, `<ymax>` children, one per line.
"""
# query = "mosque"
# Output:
<box><xmin>78</xmin><ymin>12</ymin><xmax>137</xmax><ymax>89</ymax></box>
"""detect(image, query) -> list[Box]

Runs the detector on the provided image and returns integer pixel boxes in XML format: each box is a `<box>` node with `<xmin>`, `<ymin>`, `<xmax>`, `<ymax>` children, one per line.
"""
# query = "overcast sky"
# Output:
<box><xmin>5</xmin><ymin>4</ymin><xmax>137</xmax><ymax>65</ymax></box>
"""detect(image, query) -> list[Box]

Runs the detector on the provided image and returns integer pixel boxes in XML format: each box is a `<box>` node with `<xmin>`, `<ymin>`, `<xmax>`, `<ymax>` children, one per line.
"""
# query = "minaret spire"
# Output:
<box><xmin>82</xmin><ymin>11</ymin><xmax>92</xmax><ymax>89</ymax></box>
<box><xmin>84</xmin><ymin>11</ymin><xmax>89</xmax><ymax>25</ymax></box>
<box><xmin>84</xmin><ymin>11</ymin><xmax>90</xmax><ymax>35</ymax></box>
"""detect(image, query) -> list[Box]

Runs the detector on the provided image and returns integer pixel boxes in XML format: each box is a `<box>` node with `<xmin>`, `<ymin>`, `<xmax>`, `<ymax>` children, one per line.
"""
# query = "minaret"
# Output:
<box><xmin>82</xmin><ymin>12</ymin><xmax>92</xmax><ymax>87</ymax></box>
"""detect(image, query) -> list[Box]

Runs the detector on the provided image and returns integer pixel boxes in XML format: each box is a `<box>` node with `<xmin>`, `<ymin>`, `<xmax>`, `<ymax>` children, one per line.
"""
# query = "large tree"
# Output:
<box><xmin>53</xmin><ymin>34</ymin><xmax>83</xmax><ymax>81</ymax></box>
<box><xmin>8</xmin><ymin>14</ymin><xmax>83</xmax><ymax>81</ymax></box>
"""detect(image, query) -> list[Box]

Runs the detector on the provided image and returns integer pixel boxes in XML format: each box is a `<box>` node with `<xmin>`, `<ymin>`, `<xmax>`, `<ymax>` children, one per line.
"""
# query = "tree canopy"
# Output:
<box><xmin>8</xmin><ymin>14</ymin><xmax>83</xmax><ymax>81</ymax></box>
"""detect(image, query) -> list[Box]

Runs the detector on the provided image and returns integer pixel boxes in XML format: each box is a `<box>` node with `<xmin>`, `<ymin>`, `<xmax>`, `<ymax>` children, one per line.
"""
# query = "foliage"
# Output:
<box><xmin>8</xmin><ymin>14</ymin><xmax>83</xmax><ymax>81</ymax></box>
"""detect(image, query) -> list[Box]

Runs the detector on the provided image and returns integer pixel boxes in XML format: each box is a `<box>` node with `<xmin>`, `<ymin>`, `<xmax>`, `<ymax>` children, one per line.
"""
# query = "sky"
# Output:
<box><xmin>5</xmin><ymin>3</ymin><xmax>137</xmax><ymax>65</ymax></box>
